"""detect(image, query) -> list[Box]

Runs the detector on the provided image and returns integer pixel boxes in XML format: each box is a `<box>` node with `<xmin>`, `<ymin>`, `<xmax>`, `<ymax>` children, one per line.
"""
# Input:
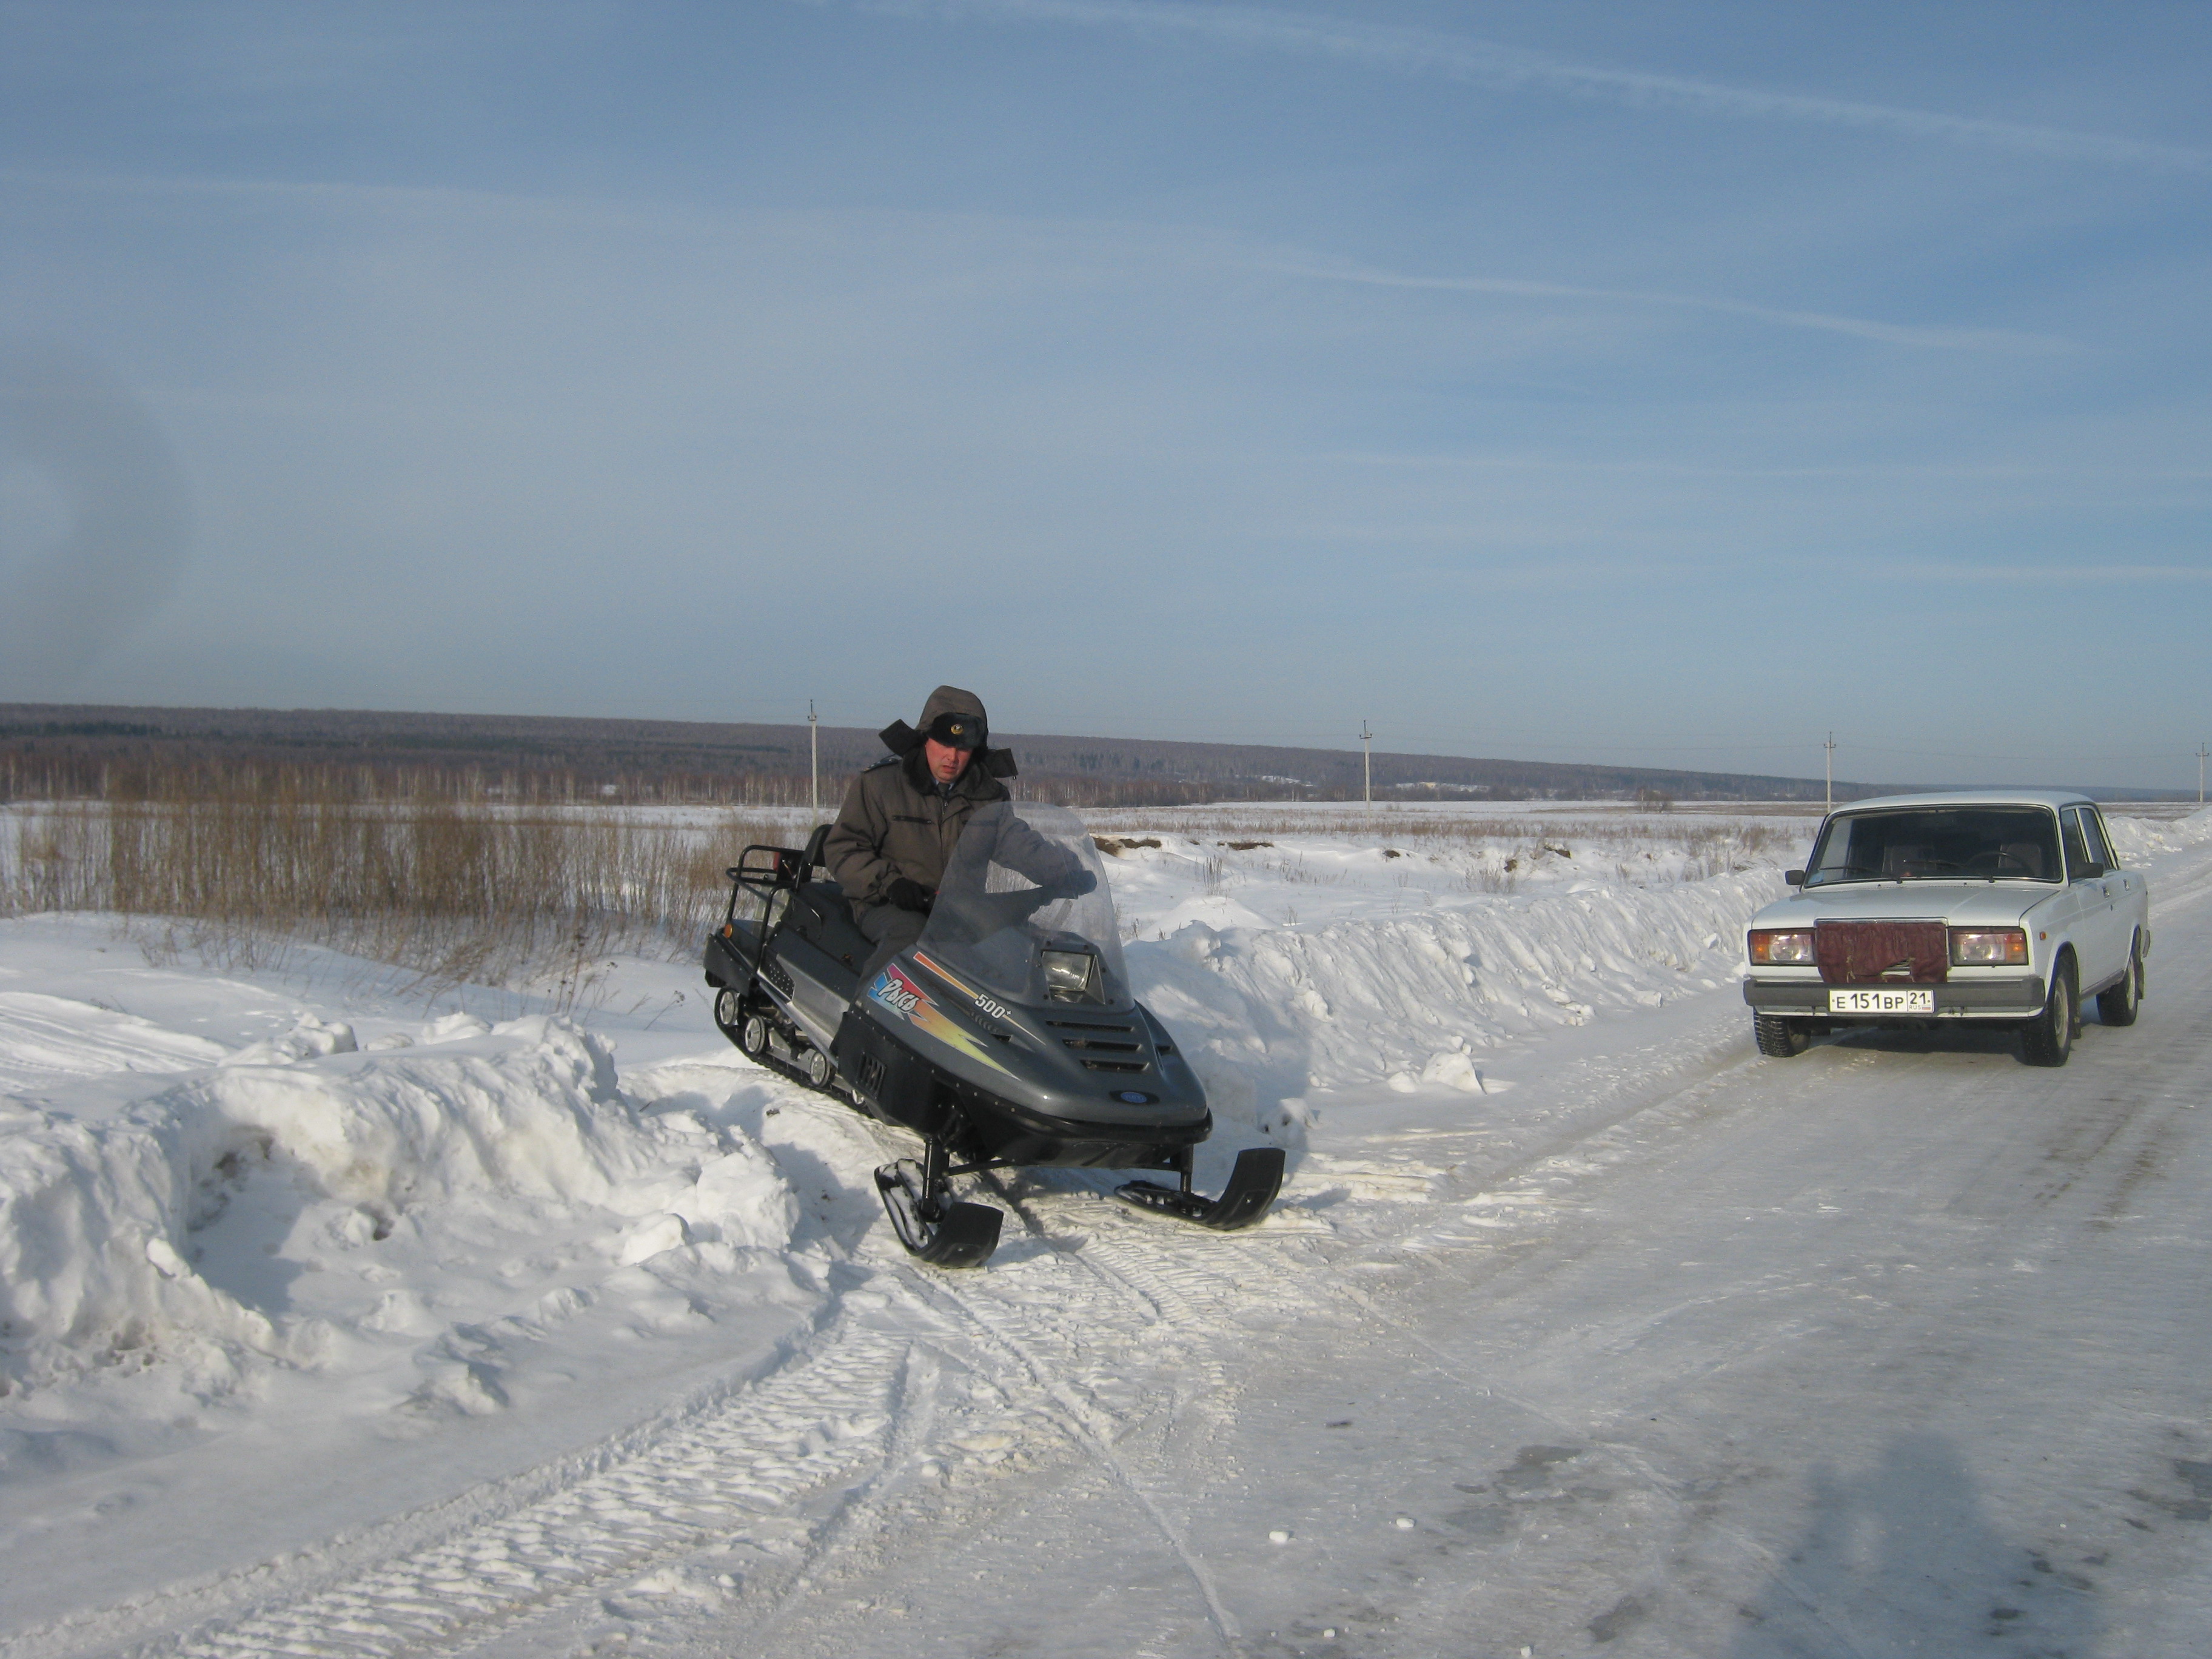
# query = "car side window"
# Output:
<box><xmin>2059</xmin><ymin>808</ymin><xmax>2097</xmax><ymax>880</ymax></box>
<box><xmin>2083</xmin><ymin>809</ymin><xmax>2118</xmax><ymax>871</ymax></box>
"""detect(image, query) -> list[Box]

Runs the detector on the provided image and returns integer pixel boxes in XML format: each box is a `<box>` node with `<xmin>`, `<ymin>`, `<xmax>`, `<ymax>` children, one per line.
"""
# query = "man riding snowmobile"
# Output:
<box><xmin>823</xmin><ymin>685</ymin><xmax>1089</xmax><ymax>973</ymax></box>
<box><xmin>705</xmin><ymin>693</ymin><xmax>1284</xmax><ymax>1266</ymax></box>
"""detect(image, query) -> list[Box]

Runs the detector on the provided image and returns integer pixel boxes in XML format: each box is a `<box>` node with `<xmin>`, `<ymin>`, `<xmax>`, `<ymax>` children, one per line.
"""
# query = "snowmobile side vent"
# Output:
<box><xmin>1045</xmin><ymin>1019</ymin><xmax>1136</xmax><ymax>1032</ymax></box>
<box><xmin>1081</xmin><ymin>1058</ymin><xmax>1150</xmax><ymax>1073</ymax></box>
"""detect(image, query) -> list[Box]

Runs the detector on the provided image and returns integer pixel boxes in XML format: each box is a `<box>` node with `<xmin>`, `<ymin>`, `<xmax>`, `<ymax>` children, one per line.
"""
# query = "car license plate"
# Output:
<box><xmin>1830</xmin><ymin>987</ymin><xmax>1934</xmax><ymax>1014</ymax></box>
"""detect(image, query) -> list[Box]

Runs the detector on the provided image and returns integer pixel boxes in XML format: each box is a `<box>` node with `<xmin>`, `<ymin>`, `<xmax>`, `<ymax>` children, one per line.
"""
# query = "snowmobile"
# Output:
<box><xmin>702</xmin><ymin>801</ymin><xmax>1282</xmax><ymax>1268</ymax></box>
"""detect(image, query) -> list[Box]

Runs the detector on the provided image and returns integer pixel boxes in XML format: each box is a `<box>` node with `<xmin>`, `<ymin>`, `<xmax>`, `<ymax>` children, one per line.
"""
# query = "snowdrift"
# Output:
<box><xmin>0</xmin><ymin>1014</ymin><xmax>796</xmax><ymax>1399</ymax></box>
<box><xmin>1130</xmin><ymin>868</ymin><xmax>1784</xmax><ymax>1103</ymax></box>
<box><xmin>2106</xmin><ymin>805</ymin><xmax>2212</xmax><ymax>865</ymax></box>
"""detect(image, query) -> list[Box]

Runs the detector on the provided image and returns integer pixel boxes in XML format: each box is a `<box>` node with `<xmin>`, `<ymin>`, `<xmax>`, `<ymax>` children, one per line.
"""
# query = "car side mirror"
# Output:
<box><xmin>1785</xmin><ymin>870</ymin><xmax>1806</xmax><ymax>886</ymax></box>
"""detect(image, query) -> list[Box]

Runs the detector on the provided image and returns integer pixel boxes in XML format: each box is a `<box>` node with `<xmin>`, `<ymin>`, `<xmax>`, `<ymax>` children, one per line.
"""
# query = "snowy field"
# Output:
<box><xmin>4</xmin><ymin>800</ymin><xmax>2211</xmax><ymax>1657</ymax></box>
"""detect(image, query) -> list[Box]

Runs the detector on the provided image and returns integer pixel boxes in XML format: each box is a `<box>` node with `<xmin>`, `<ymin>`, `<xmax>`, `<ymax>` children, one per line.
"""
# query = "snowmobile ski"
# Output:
<box><xmin>1114</xmin><ymin>1147</ymin><xmax>1285</xmax><ymax>1231</ymax></box>
<box><xmin>874</xmin><ymin>1159</ymin><xmax>1003</xmax><ymax>1269</ymax></box>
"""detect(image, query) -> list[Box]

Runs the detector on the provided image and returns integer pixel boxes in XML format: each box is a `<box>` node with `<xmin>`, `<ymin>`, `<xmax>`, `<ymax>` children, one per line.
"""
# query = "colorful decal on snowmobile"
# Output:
<box><xmin>867</xmin><ymin>962</ymin><xmax>1016</xmax><ymax>1078</ymax></box>
<box><xmin>911</xmin><ymin>951</ymin><xmax>1013</xmax><ymax>1024</ymax></box>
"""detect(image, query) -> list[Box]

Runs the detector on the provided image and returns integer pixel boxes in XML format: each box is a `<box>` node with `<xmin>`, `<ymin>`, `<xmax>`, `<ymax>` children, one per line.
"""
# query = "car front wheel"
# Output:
<box><xmin>2096</xmin><ymin>935</ymin><xmax>2143</xmax><ymax>1027</ymax></box>
<box><xmin>1754</xmin><ymin>1013</ymin><xmax>1811</xmax><ymax>1058</ymax></box>
<box><xmin>2021</xmin><ymin>957</ymin><xmax>2077</xmax><ymax>1067</ymax></box>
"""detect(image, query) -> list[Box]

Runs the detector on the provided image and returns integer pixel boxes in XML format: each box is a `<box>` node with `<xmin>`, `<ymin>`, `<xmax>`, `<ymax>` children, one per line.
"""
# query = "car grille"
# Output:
<box><xmin>1815</xmin><ymin>920</ymin><xmax>1949</xmax><ymax>984</ymax></box>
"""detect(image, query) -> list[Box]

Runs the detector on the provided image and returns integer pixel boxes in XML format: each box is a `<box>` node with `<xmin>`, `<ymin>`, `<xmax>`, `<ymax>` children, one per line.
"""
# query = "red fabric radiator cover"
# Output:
<box><xmin>1814</xmin><ymin>920</ymin><xmax>1949</xmax><ymax>985</ymax></box>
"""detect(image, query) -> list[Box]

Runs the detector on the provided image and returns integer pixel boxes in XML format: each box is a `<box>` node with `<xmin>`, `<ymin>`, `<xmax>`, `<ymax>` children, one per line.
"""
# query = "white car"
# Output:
<box><xmin>1741</xmin><ymin>789</ymin><xmax>2150</xmax><ymax>1066</ymax></box>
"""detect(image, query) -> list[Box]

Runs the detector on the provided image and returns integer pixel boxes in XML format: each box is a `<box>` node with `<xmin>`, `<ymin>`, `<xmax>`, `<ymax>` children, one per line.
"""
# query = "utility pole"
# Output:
<box><xmin>808</xmin><ymin>700</ymin><xmax>820</xmax><ymax>819</ymax></box>
<box><xmin>2199</xmin><ymin>741</ymin><xmax>2208</xmax><ymax>808</ymax></box>
<box><xmin>1360</xmin><ymin>721</ymin><xmax>1373</xmax><ymax>807</ymax></box>
<box><xmin>1825</xmin><ymin>732</ymin><xmax>1836</xmax><ymax>811</ymax></box>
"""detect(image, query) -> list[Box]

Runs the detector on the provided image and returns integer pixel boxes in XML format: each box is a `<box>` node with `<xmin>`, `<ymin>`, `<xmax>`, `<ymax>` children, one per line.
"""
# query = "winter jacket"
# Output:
<box><xmin>823</xmin><ymin>686</ymin><xmax>1020</xmax><ymax>908</ymax></box>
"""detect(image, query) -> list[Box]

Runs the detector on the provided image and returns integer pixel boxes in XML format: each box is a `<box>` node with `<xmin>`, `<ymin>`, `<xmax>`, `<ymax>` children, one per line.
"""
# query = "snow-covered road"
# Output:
<box><xmin>581</xmin><ymin>893</ymin><xmax>2212</xmax><ymax>1659</ymax></box>
<box><xmin>4</xmin><ymin>813</ymin><xmax>2210</xmax><ymax>1657</ymax></box>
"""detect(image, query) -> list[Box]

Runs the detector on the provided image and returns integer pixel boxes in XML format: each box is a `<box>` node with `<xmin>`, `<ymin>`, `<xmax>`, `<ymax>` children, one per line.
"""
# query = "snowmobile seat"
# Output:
<box><xmin>786</xmin><ymin>877</ymin><xmax>871</xmax><ymax>980</ymax></box>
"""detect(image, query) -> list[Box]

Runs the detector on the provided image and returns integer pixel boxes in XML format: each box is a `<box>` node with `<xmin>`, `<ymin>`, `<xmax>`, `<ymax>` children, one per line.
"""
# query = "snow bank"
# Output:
<box><xmin>1129</xmin><ymin>869</ymin><xmax>1782</xmax><ymax>1104</ymax></box>
<box><xmin>0</xmin><ymin>1016</ymin><xmax>796</xmax><ymax>1398</ymax></box>
<box><xmin>2106</xmin><ymin>805</ymin><xmax>2212</xmax><ymax>867</ymax></box>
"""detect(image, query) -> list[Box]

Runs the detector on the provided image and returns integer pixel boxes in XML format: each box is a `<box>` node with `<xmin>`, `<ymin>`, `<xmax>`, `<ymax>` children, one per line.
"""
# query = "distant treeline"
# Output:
<box><xmin>1</xmin><ymin>703</ymin><xmax>1866</xmax><ymax>808</ymax></box>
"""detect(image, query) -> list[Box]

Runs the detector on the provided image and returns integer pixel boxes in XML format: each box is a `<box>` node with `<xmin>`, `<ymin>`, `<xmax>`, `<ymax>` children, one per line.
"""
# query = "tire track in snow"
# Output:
<box><xmin>33</xmin><ymin>1173</ymin><xmax>1312</xmax><ymax>1659</ymax></box>
<box><xmin>911</xmin><ymin>1183</ymin><xmax>1330</xmax><ymax>1649</ymax></box>
<box><xmin>488</xmin><ymin>1186</ymin><xmax>1317</xmax><ymax>1655</ymax></box>
<box><xmin>100</xmin><ymin>1320</ymin><xmax>917</xmax><ymax>1659</ymax></box>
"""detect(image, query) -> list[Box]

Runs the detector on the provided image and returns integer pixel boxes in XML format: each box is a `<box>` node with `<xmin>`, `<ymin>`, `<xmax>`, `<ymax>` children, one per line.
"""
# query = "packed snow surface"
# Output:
<box><xmin>2</xmin><ymin>800</ymin><xmax>2210</xmax><ymax>1656</ymax></box>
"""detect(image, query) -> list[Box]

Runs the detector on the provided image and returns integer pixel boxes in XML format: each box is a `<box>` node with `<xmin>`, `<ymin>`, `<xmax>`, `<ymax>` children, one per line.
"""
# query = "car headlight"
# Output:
<box><xmin>1949</xmin><ymin>928</ymin><xmax>2028</xmax><ymax>966</ymax></box>
<box><xmin>1749</xmin><ymin>930</ymin><xmax>1815</xmax><ymax>966</ymax></box>
<box><xmin>1041</xmin><ymin>947</ymin><xmax>1100</xmax><ymax>1000</ymax></box>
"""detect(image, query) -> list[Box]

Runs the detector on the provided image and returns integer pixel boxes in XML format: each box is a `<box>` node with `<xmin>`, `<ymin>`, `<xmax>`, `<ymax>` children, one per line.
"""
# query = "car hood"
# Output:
<box><xmin>1747</xmin><ymin>881</ymin><xmax>2051</xmax><ymax>933</ymax></box>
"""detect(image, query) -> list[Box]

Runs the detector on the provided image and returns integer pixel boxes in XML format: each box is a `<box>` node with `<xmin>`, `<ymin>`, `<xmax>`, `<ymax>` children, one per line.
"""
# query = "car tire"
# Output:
<box><xmin>2021</xmin><ymin>956</ymin><xmax>2076</xmax><ymax>1067</ymax></box>
<box><xmin>1754</xmin><ymin>1013</ymin><xmax>1811</xmax><ymax>1058</ymax></box>
<box><xmin>2096</xmin><ymin>936</ymin><xmax>2143</xmax><ymax>1027</ymax></box>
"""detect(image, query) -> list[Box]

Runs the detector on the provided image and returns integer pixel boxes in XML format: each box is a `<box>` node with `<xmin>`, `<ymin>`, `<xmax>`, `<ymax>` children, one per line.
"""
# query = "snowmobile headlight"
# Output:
<box><xmin>1041</xmin><ymin>948</ymin><xmax>1099</xmax><ymax>1002</ymax></box>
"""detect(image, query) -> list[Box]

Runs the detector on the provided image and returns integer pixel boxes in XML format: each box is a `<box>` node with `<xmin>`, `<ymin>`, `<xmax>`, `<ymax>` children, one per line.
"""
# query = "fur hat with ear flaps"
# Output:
<box><xmin>877</xmin><ymin>685</ymin><xmax>1018</xmax><ymax>779</ymax></box>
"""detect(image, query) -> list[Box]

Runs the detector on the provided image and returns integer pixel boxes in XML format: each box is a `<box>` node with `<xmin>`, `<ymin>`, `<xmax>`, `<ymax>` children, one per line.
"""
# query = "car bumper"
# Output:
<box><xmin>1742</xmin><ymin>977</ymin><xmax>2046</xmax><ymax>1017</ymax></box>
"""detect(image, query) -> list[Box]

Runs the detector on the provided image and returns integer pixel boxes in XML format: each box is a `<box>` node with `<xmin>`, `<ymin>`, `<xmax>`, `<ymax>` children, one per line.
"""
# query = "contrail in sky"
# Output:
<box><xmin>1278</xmin><ymin>263</ymin><xmax>2076</xmax><ymax>353</ymax></box>
<box><xmin>901</xmin><ymin>0</ymin><xmax>2212</xmax><ymax>173</ymax></box>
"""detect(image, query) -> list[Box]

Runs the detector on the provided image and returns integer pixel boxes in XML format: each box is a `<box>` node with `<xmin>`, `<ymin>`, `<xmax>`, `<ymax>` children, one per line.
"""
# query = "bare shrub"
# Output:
<box><xmin>2</xmin><ymin>764</ymin><xmax>776</xmax><ymax>994</ymax></box>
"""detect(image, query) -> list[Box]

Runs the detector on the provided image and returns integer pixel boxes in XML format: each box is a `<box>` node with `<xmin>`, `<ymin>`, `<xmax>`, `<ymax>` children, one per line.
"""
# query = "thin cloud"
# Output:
<box><xmin>907</xmin><ymin>0</ymin><xmax>2212</xmax><ymax>173</ymax></box>
<box><xmin>1323</xmin><ymin>453</ymin><xmax>2212</xmax><ymax>484</ymax></box>
<box><xmin>1909</xmin><ymin>561</ymin><xmax>2212</xmax><ymax>584</ymax></box>
<box><xmin>1277</xmin><ymin>262</ymin><xmax>2075</xmax><ymax>354</ymax></box>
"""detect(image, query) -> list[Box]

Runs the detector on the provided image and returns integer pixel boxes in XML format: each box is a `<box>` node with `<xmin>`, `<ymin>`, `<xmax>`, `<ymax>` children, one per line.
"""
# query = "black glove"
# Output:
<box><xmin>886</xmin><ymin>877</ymin><xmax>934</xmax><ymax>913</ymax></box>
<box><xmin>1057</xmin><ymin>868</ymin><xmax>1098</xmax><ymax>897</ymax></box>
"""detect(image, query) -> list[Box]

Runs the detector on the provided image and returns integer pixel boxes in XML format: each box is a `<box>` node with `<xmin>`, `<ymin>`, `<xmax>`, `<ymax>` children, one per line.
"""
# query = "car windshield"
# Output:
<box><xmin>1804</xmin><ymin>806</ymin><xmax>2062</xmax><ymax>886</ymax></box>
<box><xmin>913</xmin><ymin>801</ymin><xmax>1131</xmax><ymax>1009</ymax></box>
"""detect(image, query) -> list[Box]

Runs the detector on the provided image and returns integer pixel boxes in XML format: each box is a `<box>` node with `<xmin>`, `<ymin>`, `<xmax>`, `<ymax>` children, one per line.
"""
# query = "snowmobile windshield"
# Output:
<box><xmin>914</xmin><ymin>802</ymin><xmax>1130</xmax><ymax>1010</ymax></box>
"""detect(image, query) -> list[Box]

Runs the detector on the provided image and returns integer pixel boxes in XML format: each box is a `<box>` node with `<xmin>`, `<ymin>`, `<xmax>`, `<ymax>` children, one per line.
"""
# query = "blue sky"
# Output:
<box><xmin>1</xmin><ymin>2</ymin><xmax>2207</xmax><ymax>788</ymax></box>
